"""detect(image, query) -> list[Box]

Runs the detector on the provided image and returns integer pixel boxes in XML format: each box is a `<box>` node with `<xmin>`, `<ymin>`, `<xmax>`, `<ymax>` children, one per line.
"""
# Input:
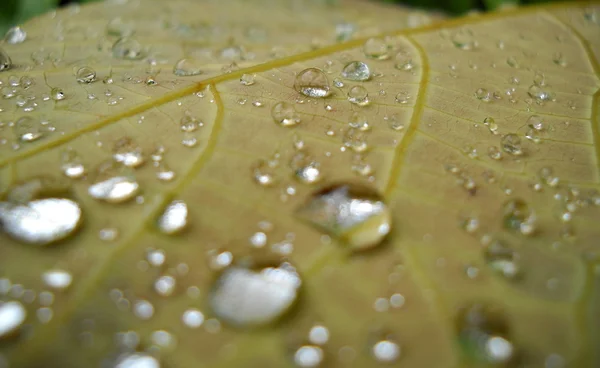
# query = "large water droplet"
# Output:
<box><xmin>0</xmin><ymin>48</ymin><xmax>11</xmax><ymax>71</ymax></box>
<box><xmin>0</xmin><ymin>301</ymin><xmax>26</xmax><ymax>338</ymax></box>
<box><xmin>527</xmin><ymin>85</ymin><xmax>553</xmax><ymax>102</ymax></box>
<box><xmin>294</xmin><ymin>68</ymin><xmax>330</xmax><ymax>98</ymax></box>
<box><xmin>209</xmin><ymin>261</ymin><xmax>301</xmax><ymax>327</ymax></box>
<box><xmin>76</xmin><ymin>66</ymin><xmax>96</xmax><ymax>84</ymax></box>
<box><xmin>88</xmin><ymin>162</ymin><xmax>139</xmax><ymax>203</ymax></box>
<box><xmin>173</xmin><ymin>58</ymin><xmax>203</xmax><ymax>76</ymax></box>
<box><xmin>0</xmin><ymin>198</ymin><xmax>81</xmax><ymax>245</ymax></box>
<box><xmin>4</xmin><ymin>26</ymin><xmax>26</xmax><ymax>44</ymax></box>
<box><xmin>157</xmin><ymin>200</ymin><xmax>188</xmax><ymax>235</ymax></box>
<box><xmin>14</xmin><ymin>116</ymin><xmax>45</xmax><ymax>142</ymax></box>
<box><xmin>347</xmin><ymin>85</ymin><xmax>369</xmax><ymax>106</ymax></box>
<box><xmin>112</xmin><ymin>37</ymin><xmax>145</xmax><ymax>60</ymax></box>
<box><xmin>297</xmin><ymin>183</ymin><xmax>391</xmax><ymax>250</ymax></box>
<box><xmin>272</xmin><ymin>102</ymin><xmax>300</xmax><ymax>127</ymax></box>
<box><xmin>341</xmin><ymin>61</ymin><xmax>371</xmax><ymax>81</ymax></box>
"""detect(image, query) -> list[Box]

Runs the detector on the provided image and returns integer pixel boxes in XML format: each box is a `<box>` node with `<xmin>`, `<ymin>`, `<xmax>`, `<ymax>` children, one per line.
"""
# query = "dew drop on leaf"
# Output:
<box><xmin>0</xmin><ymin>48</ymin><xmax>11</xmax><ymax>71</ymax></box>
<box><xmin>348</xmin><ymin>112</ymin><xmax>369</xmax><ymax>131</ymax></box>
<box><xmin>272</xmin><ymin>101</ymin><xmax>300</xmax><ymax>127</ymax></box>
<box><xmin>294</xmin><ymin>68</ymin><xmax>331</xmax><ymax>98</ymax></box>
<box><xmin>209</xmin><ymin>261</ymin><xmax>301</xmax><ymax>327</ymax></box>
<box><xmin>527</xmin><ymin>85</ymin><xmax>553</xmax><ymax>101</ymax></box>
<box><xmin>4</xmin><ymin>26</ymin><xmax>26</xmax><ymax>44</ymax></box>
<box><xmin>50</xmin><ymin>87</ymin><xmax>65</xmax><ymax>101</ymax></box>
<box><xmin>154</xmin><ymin>275</ymin><xmax>176</xmax><ymax>297</ymax></box>
<box><xmin>372</xmin><ymin>339</ymin><xmax>401</xmax><ymax>363</ymax></box>
<box><xmin>394</xmin><ymin>51</ymin><xmax>414</xmax><ymax>71</ymax></box>
<box><xmin>484</xmin><ymin>239</ymin><xmax>520</xmax><ymax>279</ymax></box>
<box><xmin>112</xmin><ymin>37</ymin><xmax>145</xmax><ymax>60</ymax></box>
<box><xmin>173</xmin><ymin>58</ymin><xmax>203</xmax><ymax>77</ymax></box>
<box><xmin>114</xmin><ymin>353</ymin><xmax>160</xmax><ymax>368</ymax></box>
<box><xmin>451</xmin><ymin>28</ymin><xmax>476</xmax><ymax>50</ymax></box>
<box><xmin>395</xmin><ymin>91</ymin><xmax>411</xmax><ymax>104</ymax></box>
<box><xmin>347</xmin><ymin>85</ymin><xmax>369</xmax><ymax>106</ymax></box>
<box><xmin>182</xmin><ymin>308</ymin><xmax>204</xmax><ymax>329</ymax></box>
<box><xmin>0</xmin><ymin>198</ymin><xmax>82</xmax><ymax>245</ymax></box>
<box><xmin>14</xmin><ymin>116</ymin><xmax>45</xmax><ymax>142</ymax></box>
<box><xmin>240</xmin><ymin>73</ymin><xmax>256</xmax><ymax>86</ymax></box>
<box><xmin>474</xmin><ymin>88</ymin><xmax>490</xmax><ymax>101</ymax></box>
<box><xmin>76</xmin><ymin>66</ymin><xmax>97</xmax><ymax>84</ymax></box>
<box><xmin>503</xmin><ymin>199</ymin><xmax>536</xmax><ymax>235</ymax></box>
<box><xmin>0</xmin><ymin>301</ymin><xmax>26</xmax><ymax>338</ymax></box>
<box><xmin>363</xmin><ymin>38</ymin><xmax>389</xmax><ymax>60</ymax></box>
<box><xmin>112</xmin><ymin>137</ymin><xmax>145</xmax><ymax>168</ymax></box>
<box><xmin>291</xmin><ymin>154</ymin><xmax>322</xmax><ymax>184</ymax></box>
<box><xmin>297</xmin><ymin>183</ymin><xmax>391</xmax><ymax>250</ymax></box>
<box><xmin>157</xmin><ymin>200</ymin><xmax>188</xmax><ymax>235</ymax></box>
<box><xmin>293</xmin><ymin>345</ymin><xmax>324</xmax><ymax>367</ymax></box>
<box><xmin>105</xmin><ymin>17</ymin><xmax>135</xmax><ymax>37</ymax></box>
<box><xmin>500</xmin><ymin>134</ymin><xmax>523</xmax><ymax>156</ymax></box>
<box><xmin>340</xmin><ymin>61</ymin><xmax>371</xmax><ymax>81</ymax></box>
<box><xmin>42</xmin><ymin>269</ymin><xmax>73</xmax><ymax>290</ymax></box>
<box><xmin>60</xmin><ymin>149</ymin><xmax>86</xmax><ymax>179</ymax></box>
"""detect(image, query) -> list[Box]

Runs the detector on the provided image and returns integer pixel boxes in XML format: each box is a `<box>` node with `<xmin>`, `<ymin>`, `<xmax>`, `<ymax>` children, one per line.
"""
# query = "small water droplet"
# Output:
<box><xmin>209</xmin><ymin>261</ymin><xmax>301</xmax><ymax>327</ymax></box>
<box><xmin>0</xmin><ymin>48</ymin><xmax>11</xmax><ymax>72</ymax></box>
<box><xmin>114</xmin><ymin>353</ymin><xmax>160</xmax><ymax>368</ymax></box>
<box><xmin>42</xmin><ymin>269</ymin><xmax>73</xmax><ymax>290</ymax></box>
<box><xmin>386</xmin><ymin>114</ymin><xmax>404</xmax><ymax>131</ymax></box>
<box><xmin>341</xmin><ymin>61</ymin><xmax>371</xmax><ymax>81</ymax></box>
<box><xmin>106</xmin><ymin>17</ymin><xmax>134</xmax><ymax>37</ymax></box>
<box><xmin>500</xmin><ymin>134</ymin><xmax>522</xmax><ymax>156</ymax></box>
<box><xmin>395</xmin><ymin>91</ymin><xmax>411</xmax><ymax>104</ymax></box>
<box><xmin>484</xmin><ymin>239</ymin><xmax>520</xmax><ymax>279</ymax></box>
<box><xmin>372</xmin><ymin>339</ymin><xmax>401</xmax><ymax>363</ymax></box>
<box><xmin>76</xmin><ymin>66</ymin><xmax>96</xmax><ymax>84</ymax></box>
<box><xmin>363</xmin><ymin>38</ymin><xmax>389</xmax><ymax>60</ymax></box>
<box><xmin>173</xmin><ymin>58</ymin><xmax>203</xmax><ymax>76</ymax></box>
<box><xmin>112</xmin><ymin>37</ymin><xmax>145</xmax><ymax>60</ymax></box>
<box><xmin>503</xmin><ymin>199</ymin><xmax>536</xmax><ymax>235</ymax></box>
<box><xmin>157</xmin><ymin>200</ymin><xmax>188</xmax><ymax>235</ymax></box>
<box><xmin>155</xmin><ymin>162</ymin><xmax>176</xmax><ymax>182</ymax></box>
<box><xmin>51</xmin><ymin>87</ymin><xmax>65</xmax><ymax>101</ymax></box>
<box><xmin>0</xmin><ymin>301</ymin><xmax>26</xmax><ymax>338</ymax></box>
<box><xmin>154</xmin><ymin>275</ymin><xmax>176</xmax><ymax>296</ymax></box>
<box><xmin>182</xmin><ymin>308</ymin><xmax>204</xmax><ymax>328</ymax></box>
<box><xmin>552</xmin><ymin>52</ymin><xmax>567</xmax><ymax>67</ymax></box>
<box><xmin>88</xmin><ymin>162</ymin><xmax>139</xmax><ymax>203</ymax></box>
<box><xmin>539</xmin><ymin>167</ymin><xmax>559</xmax><ymax>187</ymax></box>
<box><xmin>272</xmin><ymin>101</ymin><xmax>300</xmax><ymax>127</ymax></box>
<box><xmin>506</xmin><ymin>56</ymin><xmax>519</xmax><ymax>68</ymax></box>
<box><xmin>291</xmin><ymin>154</ymin><xmax>322</xmax><ymax>184</ymax></box>
<box><xmin>294</xmin><ymin>345</ymin><xmax>323</xmax><ymax>367</ymax></box>
<box><xmin>308</xmin><ymin>325</ymin><xmax>329</xmax><ymax>345</ymax></box>
<box><xmin>475</xmin><ymin>88</ymin><xmax>490</xmax><ymax>101</ymax></box>
<box><xmin>294</xmin><ymin>68</ymin><xmax>330</xmax><ymax>98</ymax></box>
<box><xmin>487</xmin><ymin>146</ymin><xmax>502</xmax><ymax>160</ymax></box>
<box><xmin>527</xmin><ymin>85</ymin><xmax>553</xmax><ymax>101</ymax></box>
<box><xmin>297</xmin><ymin>183</ymin><xmax>391</xmax><ymax>250</ymax></box>
<box><xmin>60</xmin><ymin>149</ymin><xmax>85</xmax><ymax>179</ymax></box>
<box><xmin>4</xmin><ymin>26</ymin><xmax>26</xmax><ymax>44</ymax></box>
<box><xmin>240</xmin><ymin>73</ymin><xmax>256</xmax><ymax>86</ymax></box>
<box><xmin>394</xmin><ymin>51</ymin><xmax>414</xmax><ymax>71</ymax></box>
<box><xmin>347</xmin><ymin>85</ymin><xmax>369</xmax><ymax>106</ymax></box>
<box><xmin>451</xmin><ymin>28</ymin><xmax>476</xmax><ymax>50</ymax></box>
<box><xmin>112</xmin><ymin>137</ymin><xmax>145</xmax><ymax>167</ymax></box>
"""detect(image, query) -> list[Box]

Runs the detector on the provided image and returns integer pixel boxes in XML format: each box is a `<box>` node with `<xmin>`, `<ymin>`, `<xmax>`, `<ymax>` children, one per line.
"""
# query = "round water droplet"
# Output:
<box><xmin>173</xmin><ymin>58</ymin><xmax>203</xmax><ymax>76</ymax></box>
<box><xmin>42</xmin><ymin>269</ymin><xmax>73</xmax><ymax>290</ymax></box>
<box><xmin>451</xmin><ymin>28</ymin><xmax>476</xmax><ymax>50</ymax></box>
<box><xmin>240</xmin><ymin>73</ymin><xmax>256</xmax><ymax>86</ymax></box>
<box><xmin>395</xmin><ymin>51</ymin><xmax>414</xmax><ymax>71</ymax></box>
<box><xmin>527</xmin><ymin>115</ymin><xmax>544</xmax><ymax>131</ymax></box>
<box><xmin>51</xmin><ymin>87</ymin><xmax>65</xmax><ymax>101</ymax></box>
<box><xmin>115</xmin><ymin>353</ymin><xmax>160</xmax><ymax>368</ymax></box>
<box><xmin>0</xmin><ymin>301</ymin><xmax>26</xmax><ymax>338</ymax></box>
<box><xmin>395</xmin><ymin>91</ymin><xmax>411</xmax><ymax>104</ymax></box>
<box><xmin>500</xmin><ymin>134</ymin><xmax>522</xmax><ymax>156</ymax></box>
<box><xmin>341</xmin><ymin>61</ymin><xmax>371</xmax><ymax>81</ymax></box>
<box><xmin>291</xmin><ymin>154</ymin><xmax>322</xmax><ymax>184</ymax></box>
<box><xmin>503</xmin><ymin>199</ymin><xmax>535</xmax><ymax>235</ymax></box>
<box><xmin>297</xmin><ymin>183</ymin><xmax>391</xmax><ymax>250</ymax></box>
<box><xmin>0</xmin><ymin>195</ymin><xmax>81</xmax><ymax>245</ymax></box>
<box><xmin>372</xmin><ymin>339</ymin><xmax>401</xmax><ymax>363</ymax></box>
<box><xmin>527</xmin><ymin>85</ymin><xmax>553</xmax><ymax>101</ymax></box>
<box><xmin>475</xmin><ymin>88</ymin><xmax>490</xmax><ymax>101</ymax></box>
<box><xmin>488</xmin><ymin>146</ymin><xmax>502</xmax><ymax>160</ymax></box>
<box><xmin>308</xmin><ymin>325</ymin><xmax>329</xmax><ymax>345</ymax></box>
<box><xmin>133</xmin><ymin>299</ymin><xmax>154</xmax><ymax>320</ymax></box>
<box><xmin>113</xmin><ymin>137</ymin><xmax>145</xmax><ymax>167</ymax></box>
<box><xmin>347</xmin><ymin>85</ymin><xmax>369</xmax><ymax>106</ymax></box>
<box><xmin>272</xmin><ymin>102</ymin><xmax>300</xmax><ymax>127</ymax></box>
<box><xmin>349</xmin><ymin>112</ymin><xmax>369</xmax><ymax>131</ymax></box>
<box><xmin>294</xmin><ymin>68</ymin><xmax>330</xmax><ymax>98</ymax></box>
<box><xmin>484</xmin><ymin>239</ymin><xmax>520</xmax><ymax>279</ymax></box>
<box><xmin>386</xmin><ymin>114</ymin><xmax>405</xmax><ymax>131</ymax></box>
<box><xmin>363</xmin><ymin>38</ymin><xmax>389</xmax><ymax>60</ymax></box>
<box><xmin>88</xmin><ymin>162</ymin><xmax>139</xmax><ymax>203</ymax></box>
<box><xmin>209</xmin><ymin>261</ymin><xmax>301</xmax><ymax>327</ymax></box>
<box><xmin>157</xmin><ymin>200</ymin><xmax>187</xmax><ymax>235</ymax></box>
<box><xmin>4</xmin><ymin>26</ymin><xmax>26</xmax><ymax>44</ymax></box>
<box><xmin>294</xmin><ymin>345</ymin><xmax>323</xmax><ymax>367</ymax></box>
<box><xmin>182</xmin><ymin>308</ymin><xmax>204</xmax><ymax>328</ymax></box>
<box><xmin>14</xmin><ymin>116</ymin><xmax>45</xmax><ymax>142</ymax></box>
<box><xmin>112</xmin><ymin>37</ymin><xmax>145</xmax><ymax>60</ymax></box>
<box><xmin>76</xmin><ymin>66</ymin><xmax>96</xmax><ymax>84</ymax></box>
<box><xmin>253</xmin><ymin>159</ymin><xmax>279</xmax><ymax>186</ymax></box>
<box><xmin>60</xmin><ymin>149</ymin><xmax>85</xmax><ymax>179</ymax></box>
<box><xmin>154</xmin><ymin>275</ymin><xmax>176</xmax><ymax>297</ymax></box>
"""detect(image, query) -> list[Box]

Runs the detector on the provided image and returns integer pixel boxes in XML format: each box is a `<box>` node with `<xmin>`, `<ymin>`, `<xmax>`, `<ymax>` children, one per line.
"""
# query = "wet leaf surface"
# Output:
<box><xmin>0</xmin><ymin>1</ymin><xmax>599</xmax><ymax>367</ymax></box>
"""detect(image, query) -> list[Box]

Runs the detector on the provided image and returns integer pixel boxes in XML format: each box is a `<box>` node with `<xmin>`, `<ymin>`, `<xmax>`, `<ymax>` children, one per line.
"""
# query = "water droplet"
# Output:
<box><xmin>42</xmin><ymin>269</ymin><xmax>73</xmax><ymax>290</ymax></box>
<box><xmin>347</xmin><ymin>85</ymin><xmax>369</xmax><ymax>106</ymax></box>
<box><xmin>209</xmin><ymin>261</ymin><xmax>301</xmax><ymax>327</ymax></box>
<box><xmin>294</xmin><ymin>345</ymin><xmax>324</xmax><ymax>367</ymax></box>
<box><xmin>487</xmin><ymin>146</ymin><xmax>502</xmax><ymax>160</ymax></box>
<box><xmin>343</xmin><ymin>128</ymin><xmax>368</xmax><ymax>152</ymax></box>
<box><xmin>341</xmin><ymin>61</ymin><xmax>371</xmax><ymax>81</ymax></box>
<box><xmin>527</xmin><ymin>85</ymin><xmax>553</xmax><ymax>101</ymax></box>
<box><xmin>0</xmin><ymin>198</ymin><xmax>82</xmax><ymax>245</ymax></box>
<box><xmin>253</xmin><ymin>159</ymin><xmax>278</xmax><ymax>186</ymax></box>
<box><xmin>457</xmin><ymin>303</ymin><xmax>515</xmax><ymax>364</ymax></box>
<box><xmin>372</xmin><ymin>339</ymin><xmax>401</xmax><ymax>363</ymax></box>
<box><xmin>60</xmin><ymin>149</ymin><xmax>85</xmax><ymax>178</ymax></box>
<box><xmin>291</xmin><ymin>154</ymin><xmax>322</xmax><ymax>184</ymax></box>
<box><xmin>503</xmin><ymin>199</ymin><xmax>536</xmax><ymax>235</ymax></box>
<box><xmin>484</xmin><ymin>239</ymin><xmax>520</xmax><ymax>279</ymax></box>
<box><xmin>527</xmin><ymin>115</ymin><xmax>544</xmax><ymax>130</ymax></box>
<box><xmin>363</xmin><ymin>38</ymin><xmax>389</xmax><ymax>60</ymax></box>
<box><xmin>386</xmin><ymin>114</ymin><xmax>405</xmax><ymax>131</ymax></box>
<box><xmin>14</xmin><ymin>116</ymin><xmax>45</xmax><ymax>142</ymax></box>
<box><xmin>155</xmin><ymin>162</ymin><xmax>176</xmax><ymax>182</ymax></box>
<box><xmin>506</xmin><ymin>56</ymin><xmax>519</xmax><ymax>68</ymax></box>
<box><xmin>294</xmin><ymin>68</ymin><xmax>330</xmax><ymax>98</ymax></box>
<box><xmin>112</xmin><ymin>37</ymin><xmax>145</xmax><ymax>60</ymax></box>
<box><xmin>240</xmin><ymin>73</ymin><xmax>256</xmax><ymax>86</ymax></box>
<box><xmin>395</xmin><ymin>51</ymin><xmax>414</xmax><ymax>71</ymax></box>
<box><xmin>552</xmin><ymin>52</ymin><xmax>567</xmax><ymax>67</ymax></box>
<box><xmin>173</xmin><ymin>58</ymin><xmax>203</xmax><ymax>76</ymax></box>
<box><xmin>0</xmin><ymin>48</ymin><xmax>11</xmax><ymax>72</ymax></box>
<box><xmin>154</xmin><ymin>275</ymin><xmax>176</xmax><ymax>297</ymax></box>
<box><xmin>75</xmin><ymin>66</ymin><xmax>96</xmax><ymax>84</ymax></box>
<box><xmin>336</xmin><ymin>22</ymin><xmax>356</xmax><ymax>42</ymax></box>
<box><xmin>297</xmin><ymin>183</ymin><xmax>391</xmax><ymax>250</ymax></box>
<box><xmin>5</xmin><ymin>26</ymin><xmax>26</xmax><ymax>46</ymax></box>
<box><xmin>308</xmin><ymin>325</ymin><xmax>329</xmax><ymax>345</ymax></box>
<box><xmin>451</xmin><ymin>28</ymin><xmax>476</xmax><ymax>50</ymax></box>
<box><xmin>483</xmin><ymin>117</ymin><xmax>498</xmax><ymax>134</ymax></box>
<box><xmin>395</xmin><ymin>91</ymin><xmax>411</xmax><ymax>104</ymax></box>
<box><xmin>114</xmin><ymin>353</ymin><xmax>160</xmax><ymax>368</ymax></box>
<box><xmin>51</xmin><ymin>87</ymin><xmax>65</xmax><ymax>101</ymax></box>
<box><xmin>88</xmin><ymin>163</ymin><xmax>139</xmax><ymax>203</ymax></box>
<box><xmin>539</xmin><ymin>167</ymin><xmax>559</xmax><ymax>187</ymax></box>
<box><xmin>157</xmin><ymin>200</ymin><xmax>188</xmax><ymax>235</ymax></box>
<box><xmin>106</xmin><ymin>17</ymin><xmax>134</xmax><ymax>37</ymax></box>
<box><xmin>113</xmin><ymin>137</ymin><xmax>145</xmax><ymax>167</ymax></box>
<box><xmin>182</xmin><ymin>308</ymin><xmax>204</xmax><ymax>328</ymax></box>
<box><xmin>271</xmin><ymin>101</ymin><xmax>300</xmax><ymax>127</ymax></box>
<box><xmin>500</xmin><ymin>134</ymin><xmax>523</xmax><ymax>156</ymax></box>
<box><xmin>475</xmin><ymin>88</ymin><xmax>490</xmax><ymax>101</ymax></box>
<box><xmin>0</xmin><ymin>301</ymin><xmax>26</xmax><ymax>338</ymax></box>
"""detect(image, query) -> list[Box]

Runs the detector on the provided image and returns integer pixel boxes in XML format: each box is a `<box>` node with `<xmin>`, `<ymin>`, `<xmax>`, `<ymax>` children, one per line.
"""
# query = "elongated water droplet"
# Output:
<box><xmin>113</xmin><ymin>137</ymin><xmax>145</xmax><ymax>168</ymax></box>
<box><xmin>157</xmin><ymin>200</ymin><xmax>188</xmax><ymax>235</ymax></box>
<box><xmin>363</xmin><ymin>38</ymin><xmax>389</xmax><ymax>60</ymax></box>
<box><xmin>500</xmin><ymin>134</ymin><xmax>522</xmax><ymax>156</ymax></box>
<box><xmin>294</xmin><ymin>345</ymin><xmax>323</xmax><ymax>367</ymax></box>
<box><xmin>527</xmin><ymin>85</ymin><xmax>553</xmax><ymax>101</ymax></box>
<box><xmin>209</xmin><ymin>261</ymin><xmax>301</xmax><ymax>327</ymax></box>
<box><xmin>347</xmin><ymin>85</ymin><xmax>369</xmax><ymax>106</ymax></box>
<box><xmin>294</xmin><ymin>68</ymin><xmax>330</xmax><ymax>98</ymax></box>
<box><xmin>112</xmin><ymin>37</ymin><xmax>145</xmax><ymax>60</ymax></box>
<box><xmin>173</xmin><ymin>58</ymin><xmax>203</xmax><ymax>76</ymax></box>
<box><xmin>4</xmin><ymin>26</ymin><xmax>26</xmax><ymax>44</ymax></box>
<box><xmin>272</xmin><ymin>102</ymin><xmax>300</xmax><ymax>127</ymax></box>
<box><xmin>114</xmin><ymin>353</ymin><xmax>160</xmax><ymax>368</ymax></box>
<box><xmin>60</xmin><ymin>149</ymin><xmax>86</xmax><ymax>178</ymax></box>
<box><xmin>0</xmin><ymin>301</ymin><xmax>26</xmax><ymax>338</ymax></box>
<box><xmin>88</xmin><ymin>162</ymin><xmax>139</xmax><ymax>203</ymax></box>
<box><xmin>14</xmin><ymin>116</ymin><xmax>45</xmax><ymax>142</ymax></box>
<box><xmin>0</xmin><ymin>48</ymin><xmax>11</xmax><ymax>71</ymax></box>
<box><xmin>0</xmin><ymin>198</ymin><xmax>82</xmax><ymax>245</ymax></box>
<box><xmin>42</xmin><ymin>269</ymin><xmax>73</xmax><ymax>290</ymax></box>
<box><xmin>76</xmin><ymin>66</ymin><xmax>96</xmax><ymax>84</ymax></box>
<box><xmin>297</xmin><ymin>183</ymin><xmax>391</xmax><ymax>250</ymax></box>
<box><xmin>341</xmin><ymin>61</ymin><xmax>371</xmax><ymax>81</ymax></box>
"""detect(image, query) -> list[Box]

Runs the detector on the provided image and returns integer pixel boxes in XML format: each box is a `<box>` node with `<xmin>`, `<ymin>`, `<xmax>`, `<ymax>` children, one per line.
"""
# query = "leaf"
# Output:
<box><xmin>0</xmin><ymin>1</ymin><xmax>599</xmax><ymax>368</ymax></box>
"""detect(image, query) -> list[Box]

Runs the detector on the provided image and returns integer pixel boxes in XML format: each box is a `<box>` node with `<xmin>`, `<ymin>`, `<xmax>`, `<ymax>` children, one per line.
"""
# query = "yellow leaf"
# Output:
<box><xmin>0</xmin><ymin>1</ymin><xmax>599</xmax><ymax>367</ymax></box>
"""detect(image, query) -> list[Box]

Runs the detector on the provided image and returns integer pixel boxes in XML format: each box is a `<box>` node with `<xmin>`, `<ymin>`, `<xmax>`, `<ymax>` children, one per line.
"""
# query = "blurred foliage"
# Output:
<box><xmin>0</xmin><ymin>0</ymin><xmax>563</xmax><ymax>39</ymax></box>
